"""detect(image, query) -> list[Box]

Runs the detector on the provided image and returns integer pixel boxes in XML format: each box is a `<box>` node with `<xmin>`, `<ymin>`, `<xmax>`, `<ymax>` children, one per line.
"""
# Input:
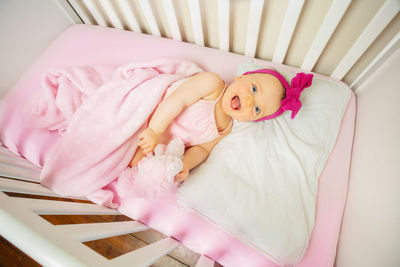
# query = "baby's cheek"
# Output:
<box><xmin>242</xmin><ymin>109</ymin><xmax>254</xmax><ymax>120</ymax></box>
<box><xmin>234</xmin><ymin>112</ymin><xmax>252</xmax><ymax>122</ymax></box>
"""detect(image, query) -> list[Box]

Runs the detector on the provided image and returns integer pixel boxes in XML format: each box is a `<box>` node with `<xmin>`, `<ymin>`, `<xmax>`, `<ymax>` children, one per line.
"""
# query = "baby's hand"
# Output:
<box><xmin>174</xmin><ymin>164</ymin><xmax>189</xmax><ymax>183</ymax></box>
<box><xmin>138</xmin><ymin>127</ymin><xmax>160</xmax><ymax>154</ymax></box>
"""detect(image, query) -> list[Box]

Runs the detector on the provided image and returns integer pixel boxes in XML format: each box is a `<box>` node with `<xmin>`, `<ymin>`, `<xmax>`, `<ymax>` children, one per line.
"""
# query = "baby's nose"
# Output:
<box><xmin>245</xmin><ymin>95</ymin><xmax>254</xmax><ymax>107</ymax></box>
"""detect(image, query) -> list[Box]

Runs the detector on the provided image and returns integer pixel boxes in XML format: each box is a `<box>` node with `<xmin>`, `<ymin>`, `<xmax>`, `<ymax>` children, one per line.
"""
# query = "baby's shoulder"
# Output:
<box><xmin>195</xmin><ymin>72</ymin><xmax>224</xmax><ymax>88</ymax></box>
<box><xmin>198</xmin><ymin>72</ymin><xmax>225</xmax><ymax>101</ymax></box>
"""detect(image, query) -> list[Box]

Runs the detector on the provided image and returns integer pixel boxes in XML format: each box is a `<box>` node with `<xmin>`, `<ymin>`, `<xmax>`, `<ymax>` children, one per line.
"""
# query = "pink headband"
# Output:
<box><xmin>242</xmin><ymin>69</ymin><xmax>314</xmax><ymax>121</ymax></box>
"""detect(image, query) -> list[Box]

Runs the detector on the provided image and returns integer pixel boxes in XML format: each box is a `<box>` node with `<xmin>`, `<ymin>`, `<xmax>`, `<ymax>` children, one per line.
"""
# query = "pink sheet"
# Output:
<box><xmin>0</xmin><ymin>25</ymin><xmax>356</xmax><ymax>266</ymax></box>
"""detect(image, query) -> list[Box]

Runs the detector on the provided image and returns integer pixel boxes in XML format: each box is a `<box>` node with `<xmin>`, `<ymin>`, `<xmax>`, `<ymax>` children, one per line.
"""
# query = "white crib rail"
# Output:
<box><xmin>331</xmin><ymin>0</ymin><xmax>400</xmax><ymax>80</ymax></box>
<box><xmin>272</xmin><ymin>0</ymin><xmax>305</xmax><ymax>63</ymax></box>
<box><xmin>0</xmin><ymin>146</ymin><xmax>215</xmax><ymax>266</ymax></box>
<box><xmin>56</xmin><ymin>0</ymin><xmax>400</xmax><ymax>90</ymax></box>
<box><xmin>301</xmin><ymin>0</ymin><xmax>352</xmax><ymax>72</ymax></box>
<box><xmin>245</xmin><ymin>0</ymin><xmax>264</xmax><ymax>58</ymax></box>
<box><xmin>0</xmin><ymin>147</ymin><xmax>41</xmax><ymax>182</ymax></box>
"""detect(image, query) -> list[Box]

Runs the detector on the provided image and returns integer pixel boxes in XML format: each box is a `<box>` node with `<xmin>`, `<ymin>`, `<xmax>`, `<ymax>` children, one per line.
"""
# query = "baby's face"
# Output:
<box><xmin>221</xmin><ymin>73</ymin><xmax>285</xmax><ymax>121</ymax></box>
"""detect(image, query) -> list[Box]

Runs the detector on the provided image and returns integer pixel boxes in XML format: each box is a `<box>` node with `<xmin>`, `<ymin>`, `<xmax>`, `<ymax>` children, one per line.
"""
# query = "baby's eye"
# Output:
<box><xmin>252</xmin><ymin>85</ymin><xmax>257</xmax><ymax>93</ymax></box>
<box><xmin>255</xmin><ymin>106</ymin><xmax>260</xmax><ymax>114</ymax></box>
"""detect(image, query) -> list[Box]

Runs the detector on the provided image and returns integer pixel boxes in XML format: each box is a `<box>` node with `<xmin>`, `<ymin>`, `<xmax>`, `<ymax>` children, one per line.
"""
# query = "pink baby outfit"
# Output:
<box><xmin>162</xmin><ymin>79</ymin><xmax>230</xmax><ymax>147</ymax></box>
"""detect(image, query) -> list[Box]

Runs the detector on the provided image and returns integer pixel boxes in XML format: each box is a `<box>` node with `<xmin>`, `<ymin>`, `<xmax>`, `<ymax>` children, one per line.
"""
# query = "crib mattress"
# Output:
<box><xmin>0</xmin><ymin>24</ymin><xmax>355</xmax><ymax>266</ymax></box>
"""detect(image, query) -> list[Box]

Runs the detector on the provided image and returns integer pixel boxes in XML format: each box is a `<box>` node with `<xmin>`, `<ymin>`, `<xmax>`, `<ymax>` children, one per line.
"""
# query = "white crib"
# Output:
<box><xmin>1</xmin><ymin>0</ymin><xmax>399</xmax><ymax>266</ymax></box>
<box><xmin>0</xmin><ymin>145</ymin><xmax>213</xmax><ymax>266</ymax></box>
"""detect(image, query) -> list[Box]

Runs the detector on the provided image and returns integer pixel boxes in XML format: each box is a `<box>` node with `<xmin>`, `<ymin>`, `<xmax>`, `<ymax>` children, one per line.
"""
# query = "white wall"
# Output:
<box><xmin>335</xmin><ymin>48</ymin><xmax>400</xmax><ymax>267</ymax></box>
<box><xmin>0</xmin><ymin>0</ymin><xmax>74</xmax><ymax>97</ymax></box>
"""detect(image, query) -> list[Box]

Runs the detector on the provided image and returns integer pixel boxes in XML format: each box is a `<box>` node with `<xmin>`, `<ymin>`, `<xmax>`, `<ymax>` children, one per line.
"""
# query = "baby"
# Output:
<box><xmin>129</xmin><ymin>69</ymin><xmax>313</xmax><ymax>182</ymax></box>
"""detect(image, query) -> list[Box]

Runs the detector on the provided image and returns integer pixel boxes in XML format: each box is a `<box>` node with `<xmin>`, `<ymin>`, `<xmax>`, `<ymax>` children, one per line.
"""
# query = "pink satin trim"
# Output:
<box><xmin>242</xmin><ymin>69</ymin><xmax>314</xmax><ymax>121</ymax></box>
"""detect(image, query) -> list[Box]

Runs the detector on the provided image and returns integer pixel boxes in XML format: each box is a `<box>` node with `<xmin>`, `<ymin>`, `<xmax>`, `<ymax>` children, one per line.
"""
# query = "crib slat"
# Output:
<box><xmin>0</xmin><ymin>153</ymin><xmax>41</xmax><ymax>172</ymax></box>
<box><xmin>119</xmin><ymin>0</ymin><xmax>142</xmax><ymax>32</ymax></box>
<box><xmin>12</xmin><ymin>197</ymin><xmax>120</xmax><ymax>215</ymax></box>
<box><xmin>162</xmin><ymin>0</ymin><xmax>182</xmax><ymax>41</ymax></box>
<box><xmin>0</xmin><ymin>146</ymin><xmax>18</xmax><ymax>156</ymax></box>
<box><xmin>68</xmin><ymin>0</ymin><xmax>93</xmax><ymax>24</ymax></box>
<box><xmin>0</xmin><ymin>178</ymin><xmax>86</xmax><ymax>200</ymax></box>
<box><xmin>0</xmin><ymin>156</ymin><xmax>40</xmax><ymax>172</ymax></box>
<box><xmin>0</xmin><ymin>146</ymin><xmax>36</xmax><ymax>163</ymax></box>
<box><xmin>331</xmin><ymin>0</ymin><xmax>400</xmax><ymax>80</ymax></box>
<box><xmin>188</xmin><ymin>0</ymin><xmax>205</xmax><ymax>46</ymax></box>
<box><xmin>0</xmin><ymin>177</ymin><xmax>49</xmax><ymax>194</ymax></box>
<box><xmin>139</xmin><ymin>0</ymin><xmax>161</xmax><ymax>36</ymax></box>
<box><xmin>273</xmin><ymin>0</ymin><xmax>305</xmax><ymax>63</ymax></box>
<box><xmin>351</xmin><ymin>32</ymin><xmax>400</xmax><ymax>90</ymax></box>
<box><xmin>0</xmin><ymin>163</ymin><xmax>40</xmax><ymax>182</ymax></box>
<box><xmin>301</xmin><ymin>0</ymin><xmax>351</xmax><ymax>71</ymax></box>
<box><xmin>218</xmin><ymin>0</ymin><xmax>230</xmax><ymax>51</ymax></box>
<box><xmin>55</xmin><ymin>221</ymin><xmax>150</xmax><ymax>242</ymax></box>
<box><xmin>110</xmin><ymin>237</ymin><xmax>180</xmax><ymax>266</ymax></box>
<box><xmin>0</xmin><ymin>192</ymin><xmax>108</xmax><ymax>266</ymax></box>
<box><xmin>195</xmin><ymin>255</ymin><xmax>215</xmax><ymax>267</ymax></box>
<box><xmin>245</xmin><ymin>0</ymin><xmax>264</xmax><ymax>57</ymax></box>
<box><xmin>54</xmin><ymin>0</ymin><xmax>83</xmax><ymax>24</ymax></box>
<box><xmin>99</xmin><ymin>0</ymin><xmax>124</xmax><ymax>29</ymax></box>
<box><xmin>0</xmin><ymin>146</ymin><xmax>41</xmax><ymax>171</ymax></box>
<box><xmin>82</xmin><ymin>0</ymin><xmax>108</xmax><ymax>26</ymax></box>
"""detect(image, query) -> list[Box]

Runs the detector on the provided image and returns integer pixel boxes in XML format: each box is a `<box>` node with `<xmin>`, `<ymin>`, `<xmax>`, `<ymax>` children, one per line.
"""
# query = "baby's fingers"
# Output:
<box><xmin>143</xmin><ymin>145</ymin><xmax>153</xmax><ymax>153</ymax></box>
<box><xmin>138</xmin><ymin>142</ymin><xmax>152</xmax><ymax>154</ymax></box>
<box><xmin>138</xmin><ymin>132</ymin><xmax>145</xmax><ymax>139</ymax></box>
<box><xmin>138</xmin><ymin>141</ymin><xmax>150</xmax><ymax>152</ymax></box>
<box><xmin>137</xmin><ymin>139</ymin><xmax>146</xmax><ymax>148</ymax></box>
<box><xmin>175</xmin><ymin>170</ymin><xmax>188</xmax><ymax>183</ymax></box>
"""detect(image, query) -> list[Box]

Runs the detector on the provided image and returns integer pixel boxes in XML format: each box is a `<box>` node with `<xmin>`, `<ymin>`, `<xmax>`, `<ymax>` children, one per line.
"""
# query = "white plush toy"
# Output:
<box><xmin>117</xmin><ymin>138</ymin><xmax>185</xmax><ymax>200</ymax></box>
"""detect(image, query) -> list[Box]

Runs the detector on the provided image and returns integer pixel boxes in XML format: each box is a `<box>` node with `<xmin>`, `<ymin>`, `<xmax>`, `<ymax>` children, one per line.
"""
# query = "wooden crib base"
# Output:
<box><xmin>0</xmin><ymin>145</ymin><xmax>218</xmax><ymax>266</ymax></box>
<box><xmin>0</xmin><ymin>215</ymin><xmax>201</xmax><ymax>267</ymax></box>
<box><xmin>0</xmin><ymin>191</ymin><xmax>220</xmax><ymax>267</ymax></box>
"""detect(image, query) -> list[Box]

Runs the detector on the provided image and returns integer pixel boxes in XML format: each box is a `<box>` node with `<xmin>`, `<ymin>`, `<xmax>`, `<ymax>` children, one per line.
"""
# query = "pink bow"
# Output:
<box><xmin>281</xmin><ymin>72</ymin><xmax>313</xmax><ymax>119</ymax></box>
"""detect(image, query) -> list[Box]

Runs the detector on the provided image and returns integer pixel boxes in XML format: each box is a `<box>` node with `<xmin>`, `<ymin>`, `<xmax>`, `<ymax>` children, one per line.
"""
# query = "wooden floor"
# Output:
<box><xmin>0</xmin><ymin>192</ymin><xmax>222</xmax><ymax>267</ymax></box>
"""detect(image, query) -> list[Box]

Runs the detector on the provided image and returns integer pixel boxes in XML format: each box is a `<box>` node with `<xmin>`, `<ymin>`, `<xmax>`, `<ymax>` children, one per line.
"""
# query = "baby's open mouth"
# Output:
<box><xmin>231</xmin><ymin>95</ymin><xmax>241</xmax><ymax>110</ymax></box>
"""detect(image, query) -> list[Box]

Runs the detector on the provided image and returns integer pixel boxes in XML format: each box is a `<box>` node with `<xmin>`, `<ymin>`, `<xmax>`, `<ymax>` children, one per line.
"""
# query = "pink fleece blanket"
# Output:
<box><xmin>23</xmin><ymin>58</ymin><xmax>202</xmax><ymax>197</ymax></box>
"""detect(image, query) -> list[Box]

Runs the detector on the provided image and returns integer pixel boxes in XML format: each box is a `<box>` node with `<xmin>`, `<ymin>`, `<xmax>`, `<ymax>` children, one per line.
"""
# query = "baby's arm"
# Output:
<box><xmin>175</xmin><ymin>125</ymin><xmax>232</xmax><ymax>182</ymax></box>
<box><xmin>138</xmin><ymin>72</ymin><xmax>224</xmax><ymax>153</ymax></box>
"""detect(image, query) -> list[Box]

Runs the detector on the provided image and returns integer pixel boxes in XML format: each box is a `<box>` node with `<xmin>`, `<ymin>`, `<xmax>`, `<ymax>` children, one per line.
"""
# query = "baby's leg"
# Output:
<box><xmin>129</xmin><ymin>147</ymin><xmax>146</xmax><ymax>167</ymax></box>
